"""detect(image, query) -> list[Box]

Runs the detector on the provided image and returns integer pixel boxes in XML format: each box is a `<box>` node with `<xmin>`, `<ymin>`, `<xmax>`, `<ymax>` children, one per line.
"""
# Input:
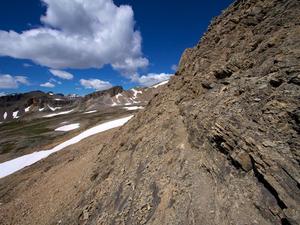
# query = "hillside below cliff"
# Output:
<box><xmin>0</xmin><ymin>0</ymin><xmax>299</xmax><ymax>225</ymax></box>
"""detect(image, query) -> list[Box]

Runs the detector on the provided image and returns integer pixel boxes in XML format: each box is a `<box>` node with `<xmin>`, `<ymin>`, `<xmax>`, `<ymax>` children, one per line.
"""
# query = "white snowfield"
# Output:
<box><xmin>0</xmin><ymin>115</ymin><xmax>133</xmax><ymax>179</ymax></box>
<box><xmin>116</xmin><ymin>93</ymin><xmax>123</xmax><ymax>99</ymax></box>
<box><xmin>111</xmin><ymin>93</ymin><xmax>140</xmax><ymax>106</ymax></box>
<box><xmin>124</xmin><ymin>106</ymin><xmax>144</xmax><ymax>111</ymax></box>
<box><xmin>125</xmin><ymin>96</ymin><xmax>139</xmax><ymax>105</ymax></box>
<box><xmin>111</xmin><ymin>99</ymin><xmax>118</xmax><ymax>106</ymax></box>
<box><xmin>152</xmin><ymin>80</ymin><xmax>169</xmax><ymax>88</ymax></box>
<box><xmin>130</xmin><ymin>98</ymin><xmax>140</xmax><ymax>104</ymax></box>
<box><xmin>115</xmin><ymin>93</ymin><xmax>123</xmax><ymax>104</ymax></box>
<box><xmin>25</xmin><ymin>106</ymin><xmax>31</xmax><ymax>112</ymax></box>
<box><xmin>55</xmin><ymin>123</ymin><xmax>80</xmax><ymax>132</ymax></box>
<box><xmin>131</xmin><ymin>88</ymin><xmax>142</xmax><ymax>99</ymax></box>
<box><xmin>84</xmin><ymin>110</ymin><xmax>97</xmax><ymax>114</ymax></box>
<box><xmin>3</xmin><ymin>112</ymin><xmax>7</xmax><ymax>120</ymax></box>
<box><xmin>47</xmin><ymin>104</ymin><xmax>62</xmax><ymax>111</ymax></box>
<box><xmin>43</xmin><ymin>109</ymin><xmax>74</xmax><ymax>118</ymax></box>
<box><xmin>13</xmin><ymin>111</ymin><xmax>19</xmax><ymax>119</ymax></box>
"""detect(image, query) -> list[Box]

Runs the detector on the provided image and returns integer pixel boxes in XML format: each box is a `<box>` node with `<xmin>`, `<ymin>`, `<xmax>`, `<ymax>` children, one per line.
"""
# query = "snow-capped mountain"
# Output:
<box><xmin>0</xmin><ymin>80</ymin><xmax>169</xmax><ymax>122</ymax></box>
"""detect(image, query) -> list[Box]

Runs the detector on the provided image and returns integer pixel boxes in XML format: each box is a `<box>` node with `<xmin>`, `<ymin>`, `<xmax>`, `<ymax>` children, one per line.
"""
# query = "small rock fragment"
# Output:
<box><xmin>201</xmin><ymin>81</ymin><xmax>213</xmax><ymax>89</ymax></box>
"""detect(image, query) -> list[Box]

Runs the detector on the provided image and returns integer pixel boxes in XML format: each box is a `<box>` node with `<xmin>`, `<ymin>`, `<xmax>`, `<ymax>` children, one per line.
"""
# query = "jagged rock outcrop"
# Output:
<box><xmin>58</xmin><ymin>0</ymin><xmax>299</xmax><ymax>225</ymax></box>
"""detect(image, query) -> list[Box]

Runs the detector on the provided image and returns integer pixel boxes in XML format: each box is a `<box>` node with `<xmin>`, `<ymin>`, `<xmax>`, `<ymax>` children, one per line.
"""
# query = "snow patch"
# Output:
<box><xmin>130</xmin><ymin>98</ymin><xmax>140</xmax><ymax>104</ymax></box>
<box><xmin>115</xmin><ymin>93</ymin><xmax>123</xmax><ymax>104</ymax></box>
<box><xmin>47</xmin><ymin>105</ymin><xmax>62</xmax><ymax>111</ymax></box>
<box><xmin>84</xmin><ymin>110</ymin><xmax>97</xmax><ymax>114</ymax></box>
<box><xmin>131</xmin><ymin>88</ymin><xmax>142</xmax><ymax>99</ymax></box>
<box><xmin>152</xmin><ymin>80</ymin><xmax>169</xmax><ymax>88</ymax></box>
<box><xmin>55</xmin><ymin>123</ymin><xmax>80</xmax><ymax>132</ymax></box>
<box><xmin>25</xmin><ymin>106</ymin><xmax>31</xmax><ymax>112</ymax></box>
<box><xmin>13</xmin><ymin>111</ymin><xmax>19</xmax><ymax>119</ymax></box>
<box><xmin>39</xmin><ymin>107</ymin><xmax>45</xmax><ymax>112</ymax></box>
<box><xmin>124</xmin><ymin>106</ymin><xmax>144</xmax><ymax>111</ymax></box>
<box><xmin>116</xmin><ymin>93</ymin><xmax>123</xmax><ymax>99</ymax></box>
<box><xmin>0</xmin><ymin>116</ymin><xmax>133</xmax><ymax>179</ymax></box>
<box><xmin>3</xmin><ymin>112</ymin><xmax>7</xmax><ymax>120</ymax></box>
<box><xmin>43</xmin><ymin>110</ymin><xmax>74</xmax><ymax>118</ymax></box>
<box><xmin>111</xmin><ymin>100</ymin><xmax>118</xmax><ymax>106</ymax></box>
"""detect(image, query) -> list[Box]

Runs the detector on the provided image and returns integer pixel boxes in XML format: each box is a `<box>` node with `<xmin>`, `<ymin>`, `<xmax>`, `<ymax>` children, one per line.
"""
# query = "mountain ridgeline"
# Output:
<box><xmin>0</xmin><ymin>84</ymin><xmax>164</xmax><ymax>122</ymax></box>
<box><xmin>58</xmin><ymin>0</ymin><xmax>299</xmax><ymax>224</ymax></box>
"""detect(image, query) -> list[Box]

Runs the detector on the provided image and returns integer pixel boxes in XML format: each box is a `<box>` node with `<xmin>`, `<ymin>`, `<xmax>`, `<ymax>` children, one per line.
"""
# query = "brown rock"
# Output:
<box><xmin>1</xmin><ymin>1</ymin><xmax>300</xmax><ymax>225</ymax></box>
<box><xmin>66</xmin><ymin>1</ymin><xmax>298</xmax><ymax>224</ymax></box>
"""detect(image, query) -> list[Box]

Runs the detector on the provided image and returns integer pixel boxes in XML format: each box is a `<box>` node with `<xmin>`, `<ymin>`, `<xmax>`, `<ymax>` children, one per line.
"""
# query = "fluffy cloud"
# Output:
<box><xmin>0</xmin><ymin>74</ymin><xmax>29</xmax><ymax>89</ymax></box>
<box><xmin>49</xmin><ymin>69</ymin><xmax>73</xmax><ymax>80</ymax></box>
<box><xmin>133</xmin><ymin>73</ymin><xmax>173</xmax><ymax>87</ymax></box>
<box><xmin>0</xmin><ymin>0</ymin><xmax>148</xmax><ymax>75</ymax></box>
<box><xmin>40</xmin><ymin>82</ymin><xmax>55</xmax><ymax>88</ymax></box>
<box><xmin>80</xmin><ymin>78</ymin><xmax>112</xmax><ymax>91</ymax></box>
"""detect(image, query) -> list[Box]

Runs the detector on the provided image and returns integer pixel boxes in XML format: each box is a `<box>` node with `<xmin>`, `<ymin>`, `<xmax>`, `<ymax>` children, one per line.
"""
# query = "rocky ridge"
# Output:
<box><xmin>60</xmin><ymin>0</ymin><xmax>299</xmax><ymax>224</ymax></box>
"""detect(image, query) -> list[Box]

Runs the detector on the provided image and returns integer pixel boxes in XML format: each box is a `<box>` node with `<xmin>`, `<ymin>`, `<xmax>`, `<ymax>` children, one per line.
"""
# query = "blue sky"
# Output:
<box><xmin>0</xmin><ymin>0</ymin><xmax>233</xmax><ymax>96</ymax></box>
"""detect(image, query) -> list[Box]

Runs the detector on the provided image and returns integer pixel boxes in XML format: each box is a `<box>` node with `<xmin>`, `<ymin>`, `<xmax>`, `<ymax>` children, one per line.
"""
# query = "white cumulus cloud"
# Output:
<box><xmin>0</xmin><ymin>0</ymin><xmax>148</xmax><ymax>75</ymax></box>
<box><xmin>133</xmin><ymin>73</ymin><xmax>173</xmax><ymax>87</ymax></box>
<box><xmin>50</xmin><ymin>69</ymin><xmax>73</xmax><ymax>80</ymax></box>
<box><xmin>0</xmin><ymin>74</ymin><xmax>29</xmax><ymax>89</ymax></box>
<box><xmin>80</xmin><ymin>78</ymin><xmax>112</xmax><ymax>91</ymax></box>
<box><xmin>40</xmin><ymin>82</ymin><xmax>55</xmax><ymax>88</ymax></box>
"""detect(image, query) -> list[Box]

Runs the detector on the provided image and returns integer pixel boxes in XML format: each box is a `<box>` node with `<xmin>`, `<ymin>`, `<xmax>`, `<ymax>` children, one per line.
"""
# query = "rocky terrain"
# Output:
<box><xmin>0</xmin><ymin>0</ymin><xmax>299</xmax><ymax>225</ymax></box>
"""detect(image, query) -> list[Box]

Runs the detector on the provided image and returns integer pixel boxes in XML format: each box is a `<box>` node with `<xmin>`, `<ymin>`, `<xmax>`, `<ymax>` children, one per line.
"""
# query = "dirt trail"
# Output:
<box><xmin>0</xmin><ymin>128</ymin><xmax>116</xmax><ymax>225</ymax></box>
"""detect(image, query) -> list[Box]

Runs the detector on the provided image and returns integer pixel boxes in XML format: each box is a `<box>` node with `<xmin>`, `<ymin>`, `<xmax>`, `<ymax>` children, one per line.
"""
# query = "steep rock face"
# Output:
<box><xmin>57</xmin><ymin>0</ymin><xmax>299</xmax><ymax>224</ymax></box>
